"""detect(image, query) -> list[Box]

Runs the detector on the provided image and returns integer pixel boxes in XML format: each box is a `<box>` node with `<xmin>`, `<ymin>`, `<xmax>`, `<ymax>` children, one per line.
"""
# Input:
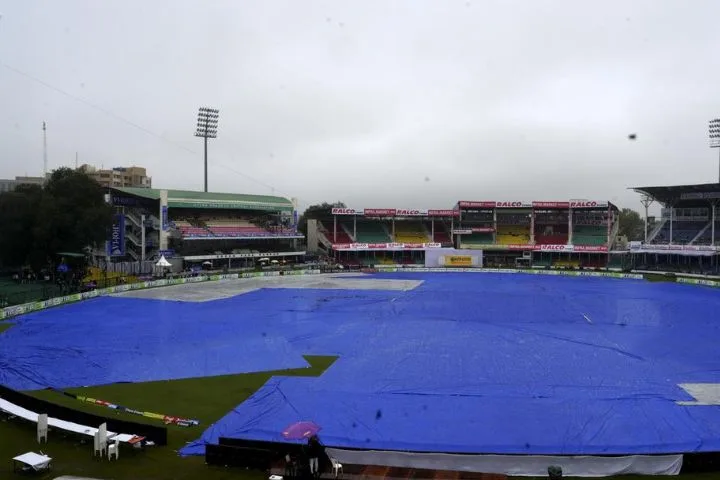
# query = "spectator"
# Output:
<box><xmin>307</xmin><ymin>435</ymin><xmax>324</xmax><ymax>478</ymax></box>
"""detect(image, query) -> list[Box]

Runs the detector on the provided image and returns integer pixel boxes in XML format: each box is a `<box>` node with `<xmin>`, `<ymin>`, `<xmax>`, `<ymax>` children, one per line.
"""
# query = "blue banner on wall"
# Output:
<box><xmin>107</xmin><ymin>214</ymin><xmax>126</xmax><ymax>257</ymax></box>
<box><xmin>111</xmin><ymin>196</ymin><xmax>138</xmax><ymax>206</ymax></box>
<box><xmin>161</xmin><ymin>206</ymin><xmax>169</xmax><ymax>231</ymax></box>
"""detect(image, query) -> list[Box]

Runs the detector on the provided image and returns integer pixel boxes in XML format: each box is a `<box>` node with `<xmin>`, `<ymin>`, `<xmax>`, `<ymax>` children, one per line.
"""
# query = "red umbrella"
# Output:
<box><xmin>282</xmin><ymin>421</ymin><xmax>321</xmax><ymax>440</ymax></box>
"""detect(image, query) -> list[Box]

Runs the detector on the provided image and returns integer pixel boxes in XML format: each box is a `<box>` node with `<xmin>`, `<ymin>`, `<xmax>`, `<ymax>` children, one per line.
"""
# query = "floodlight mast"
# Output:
<box><xmin>194</xmin><ymin>107</ymin><xmax>220</xmax><ymax>192</ymax></box>
<box><xmin>710</xmin><ymin>118</ymin><xmax>720</xmax><ymax>183</ymax></box>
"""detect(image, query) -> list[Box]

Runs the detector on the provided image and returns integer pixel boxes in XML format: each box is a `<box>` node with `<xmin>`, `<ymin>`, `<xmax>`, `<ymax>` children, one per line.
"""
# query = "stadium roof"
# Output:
<box><xmin>631</xmin><ymin>183</ymin><xmax>720</xmax><ymax>207</ymax></box>
<box><xmin>112</xmin><ymin>187</ymin><xmax>293</xmax><ymax>211</ymax></box>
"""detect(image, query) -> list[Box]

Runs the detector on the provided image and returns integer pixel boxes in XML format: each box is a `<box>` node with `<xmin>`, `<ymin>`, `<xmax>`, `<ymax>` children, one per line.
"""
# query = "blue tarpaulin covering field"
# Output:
<box><xmin>2</xmin><ymin>272</ymin><xmax>720</xmax><ymax>455</ymax></box>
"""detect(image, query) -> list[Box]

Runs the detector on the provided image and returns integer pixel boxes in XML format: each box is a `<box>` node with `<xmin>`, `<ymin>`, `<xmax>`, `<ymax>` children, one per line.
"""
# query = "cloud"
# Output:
<box><xmin>1</xmin><ymin>0</ymin><xmax>720</xmax><ymax>213</ymax></box>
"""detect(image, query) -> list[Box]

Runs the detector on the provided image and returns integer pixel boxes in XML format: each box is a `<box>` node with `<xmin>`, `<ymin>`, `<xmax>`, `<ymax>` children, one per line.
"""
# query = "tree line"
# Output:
<box><xmin>0</xmin><ymin>168</ymin><xmax>113</xmax><ymax>271</ymax></box>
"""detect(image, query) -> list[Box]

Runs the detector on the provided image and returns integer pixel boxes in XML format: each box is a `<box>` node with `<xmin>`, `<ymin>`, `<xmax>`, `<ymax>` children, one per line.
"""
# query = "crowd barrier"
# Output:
<box><xmin>373</xmin><ymin>266</ymin><xmax>644</xmax><ymax>280</ymax></box>
<box><xmin>0</xmin><ymin>269</ymin><xmax>322</xmax><ymax>321</ymax></box>
<box><xmin>677</xmin><ymin>277</ymin><xmax>720</xmax><ymax>288</ymax></box>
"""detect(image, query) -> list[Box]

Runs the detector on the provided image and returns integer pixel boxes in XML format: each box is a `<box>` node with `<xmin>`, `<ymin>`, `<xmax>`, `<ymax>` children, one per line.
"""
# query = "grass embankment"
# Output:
<box><xmin>0</xmin><ymin>355</ymin><xmax>337</xmax><ymax>480</ymax></box>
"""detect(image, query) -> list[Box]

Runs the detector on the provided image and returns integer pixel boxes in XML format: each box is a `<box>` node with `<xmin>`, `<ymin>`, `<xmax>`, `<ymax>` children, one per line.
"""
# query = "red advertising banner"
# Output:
<box><xmin>459</xmin><ymin>201</ymin><xmax>531</xmax><ymax>209</ymax></box>
<box><xmin>364</xmin><ymin>209</ymin><xmax>397</xmax><ymax>217</ymax></box>
<box><xmin>332</xmin><ymin>242</ymin><xmax>606</xmax><ymax>252</ymax></box>
<box><xmin>532</xmin><ymin>201</ymin><xmax>570</xmax><ymax>209</ymax></box>
<box><xmin>458</xmin><ymin>201</ymin><xmax>496</xmax><ymax>208</ymax></box>
<box><xmin>458</xmin><ymin>200</ymin><xmax>611</xmax><ymax>209</ymax></box>
<box><xmin>427</xmin><ymin>209</ymin><xmax>460</xmax><ymax>217</ymax></box>
<box><xmin>571</xmin><ymin>245</ymin><xmax>608</xmax><ymax>252</ymax></box>
<box><xmin>333</xmin><ymin>243</ymin><xmax>442</xmax><ymax>251</ymax></box>
<box><xmin>533</xmin><ymin>244</ymin><xmax>608</xmax><ymax>252</ymax></box>
<box><xmin>331</xmin><ymin>208</ymin><xmax>460</xmax><ymax>217</ymax></box>
<box><xmin>470</xmin><ymin>244</ymin><xmax>608</xmax><ymax>253</ymax></box>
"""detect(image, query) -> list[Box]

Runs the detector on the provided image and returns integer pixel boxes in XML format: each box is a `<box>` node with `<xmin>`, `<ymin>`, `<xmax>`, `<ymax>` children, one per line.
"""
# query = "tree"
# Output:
<box><xmin>618</xmin><ymin>208</ymin><xmax>645</xmax><ymax>242</ymax></box>
<box><xmin>33</xmin><ymin>168</ymin><xmax>113</xmax><ymax>266</ymax></box>
<box><xmin>297</xmin><ymin>202</ymin><xmax>346</xmax><ymax>236</ymax></box>
<box><xmin>0</xmin><ymin>184</ymin><xmax>43</xmax><ymax>267</ymax></box>
<box><xmin>0</xmin><ymin>168</ymin><xmax>113</xmax><ymax>270</ymax></box>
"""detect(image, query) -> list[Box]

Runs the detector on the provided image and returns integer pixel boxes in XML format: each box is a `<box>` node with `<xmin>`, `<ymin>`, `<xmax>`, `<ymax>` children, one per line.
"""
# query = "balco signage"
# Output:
<box><xmin>570</xmin><ymin>200</ymin><xmax>608</xmax><ymax>208</ymax></box>
<box><xmin>539</xmin><ymin>244</ymin><xmax>572</xmax><ymax>251</ymax></box>
<box><xmin>395</xmin><ymin>209</ymin><xmax>427</xmax><ymax>216</ymax></box>
<box><xmin>331</xmin><ymin>208</ymin><xmax>358</xmax><ymax>215</ymax></box>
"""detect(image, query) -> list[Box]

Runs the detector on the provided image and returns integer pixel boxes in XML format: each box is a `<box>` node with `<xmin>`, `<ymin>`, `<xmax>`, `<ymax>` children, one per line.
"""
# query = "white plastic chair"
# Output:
<box><xmin>108</xmin><ymin>439</ymin><xmax>120</xmax><ymax>461</ymax></box>
<box><xmin>37</xmin><ymin>414</ymin><xmax>48</xmax><ymax>444</ymax></box>
<box><xmin>93</xmin><ymin>431</ymin><xmax>106</xmax><ymax>458</ymax></box>
<box><xmin>330</xmin><ymin>457</ymin><xmax>343</xmax><ymax>479</ymax></box>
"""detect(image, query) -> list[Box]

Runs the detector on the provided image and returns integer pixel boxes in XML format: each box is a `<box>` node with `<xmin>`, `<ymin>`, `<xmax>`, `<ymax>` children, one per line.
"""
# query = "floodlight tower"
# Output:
<box><xmin>42</xmin><ymin>121</ymin><xmax>47</xmax><ymax>178</ymax></box>
<box><xmin>639</xmin><ymin>194</ymin><xmax>654</xmax><ymax>243</ymax></box>
<box><xmin>194</xmin><ymin>107</ymin><xmax>220</xmax><ymax>192</ymax></box>
<box><xmin>710</xmin><ymin>118</ymin><xmax>720</xmax><ymax>183</ymax></box>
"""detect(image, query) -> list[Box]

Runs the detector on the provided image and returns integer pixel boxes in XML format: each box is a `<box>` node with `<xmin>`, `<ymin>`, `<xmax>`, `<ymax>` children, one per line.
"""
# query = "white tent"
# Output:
<box><xmin>155</xmin><ymin>256</ymin><xmax>171</xmax><ymax>268</ymax></box>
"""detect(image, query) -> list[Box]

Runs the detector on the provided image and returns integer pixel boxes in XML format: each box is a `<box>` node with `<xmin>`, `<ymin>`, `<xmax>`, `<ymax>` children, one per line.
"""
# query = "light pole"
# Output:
<box><xmin>640</xmin><ymin>194</ymin><xmax>653</xmax><ymax>243</ymax></box>
<box><xmin>710</xmin><ymin>118</ymin><xmax>720</xmax><ymax>183</ymax></box>
<box><xmin>195</xmin><ymin>107</ymin><xmax>219</xmax><ymax>192</ymax></box>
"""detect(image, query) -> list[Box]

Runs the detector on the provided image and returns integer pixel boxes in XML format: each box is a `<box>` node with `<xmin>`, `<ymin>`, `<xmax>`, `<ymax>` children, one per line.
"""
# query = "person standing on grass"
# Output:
<box><xmin>308</xmin><ymin>434</ymin><xmax>324</xmax><ymax>478</ymax></box>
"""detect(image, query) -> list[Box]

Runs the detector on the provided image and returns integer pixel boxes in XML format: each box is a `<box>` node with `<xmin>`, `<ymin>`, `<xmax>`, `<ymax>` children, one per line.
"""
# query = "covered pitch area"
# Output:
<box><xmin>1</xmin><ymin>272</ymin><xmax>719</xmax><ymax>476</ymax></box>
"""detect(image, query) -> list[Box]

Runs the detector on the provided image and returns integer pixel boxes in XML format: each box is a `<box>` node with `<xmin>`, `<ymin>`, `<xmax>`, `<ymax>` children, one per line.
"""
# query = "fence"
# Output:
<box><xmin>0</xmin><ymin>275</ymin><xmax>140</xmax><ymax>308</ymax></box>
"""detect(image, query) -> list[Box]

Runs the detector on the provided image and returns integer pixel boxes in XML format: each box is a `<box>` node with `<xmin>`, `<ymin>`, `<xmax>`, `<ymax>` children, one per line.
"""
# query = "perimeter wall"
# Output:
<box><xmin>0</xmin><ymin>270</ymin><xmax>321</xmax><ymax>321</ymax></box>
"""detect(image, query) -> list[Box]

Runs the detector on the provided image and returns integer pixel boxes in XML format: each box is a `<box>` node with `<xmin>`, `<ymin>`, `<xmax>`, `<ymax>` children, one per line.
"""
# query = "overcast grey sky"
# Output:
<box><xmin>1</xmin><ymin>0</ymin><xmax>719</xmax><ymax>212</ymax></box>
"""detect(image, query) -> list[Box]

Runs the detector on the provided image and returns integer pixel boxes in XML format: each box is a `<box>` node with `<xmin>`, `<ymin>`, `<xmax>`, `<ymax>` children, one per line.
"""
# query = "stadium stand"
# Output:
<box><xmin>554</xmin><ymin>258</ymin><xmax>580</xmax><ymax>268</ymax></box>
<box><xmin>430</xmin><ymin>223</ymin><xmax>452</xmax><ymax>244</ymax></box>
<box><xmin>572</xmin><ymin>225</ymin><xmax>607</xmax><ymax>245</ymax></box>
<box><xmin>170</xmin><ymin>214</ymin><xmax>298</xmax><ymax>239</ymax></box>
<box><xmin>496</xmin><ymin>225</ymin><xmax>530</xmax><ymax>244</ymax></box>
<box><xmin>393</xmin><ymin>222</ymin><xmax>430</xmax><ymax>244</ymax></box>
<box><xmin>534</xmin><ymin>225</ymin><xmax>568</xmax><ymax>245</ymax></box>
<box><xmin>355</xmin><ymin>220</ymin><xmax>391</xmax><ymax>243</ymax></box>
<box><xmin>495</xmin><ymin>213</ymin><xmax>531</xmax><ymax>244</ymax></box>
<box><xmin>692</xmin><ymin>221</ymin><xmax>720</xmax><ymax>245</ymax></box>
<box><xmin>107</xmin><ymin>187</ymin><xmax>302</xmax><ymax>271</ymax></box>
<box><xmin>632</xmin><ymin>184</ymin><xmax>720</xmax><ymax>248</ymax></box>
<box><xmin>462</xmin><ymin>233</ymin><xmax>494</xmax><ymax>245</ymax></box>
<box><xmin>652</xmin><ymin>221</ymin><xmax>705</xmax><ymax>245</ymax></box>
<box><xmin>174</xmin><ymin>219</ymin><xmax>210</xmax><ymax>238</ymax></box>
<box><xmin>534</xmin><ymin>212</ymin><xmax>569</xmax><ymax>245</ymax></box>
<box><xmin>319</xmin><ymin>221</ymin><xmax>354</xmax><ymax>243</ymax></box>
<box><xmin>204</xmin><ymin>217</ymin><xmax>266</xmax><ymax>236</ymax></box>
<box><xmin>532</xmin><ymin>256</ymin><xmax>552</xmax><ymax>267</ymax></box>
<box><xmin>607</xmin><ymin>255</ymin><xmax>625</xmax><ymax>269</ymax></box>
